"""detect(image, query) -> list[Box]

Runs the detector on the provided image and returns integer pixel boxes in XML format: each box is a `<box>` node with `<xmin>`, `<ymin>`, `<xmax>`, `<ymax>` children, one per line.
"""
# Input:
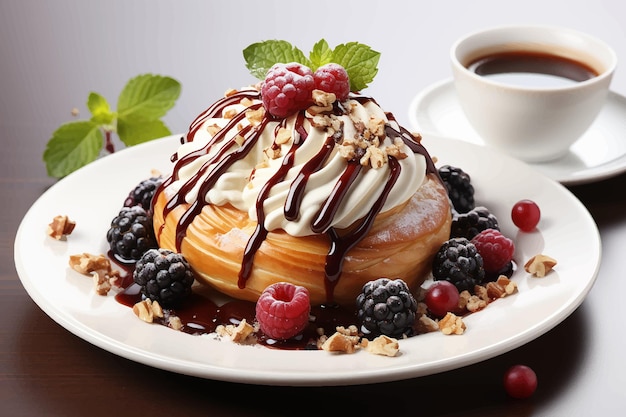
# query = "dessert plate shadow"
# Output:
<box><xmin>14</xmin><ymin>134</ymin><xmax>600</xmax><ymax>386</ymax></box>
<box><xmin>409</xmin><ymin>78</ymin><xmax>626</xmax><ymax>185</ymax></box>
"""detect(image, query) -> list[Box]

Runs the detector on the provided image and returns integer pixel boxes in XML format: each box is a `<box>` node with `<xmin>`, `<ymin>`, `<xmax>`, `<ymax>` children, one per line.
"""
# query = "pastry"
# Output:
<box><xmin>152</xmin><ymin>46</ymin><xmax>451</xmax><ymax>306</ymax></box>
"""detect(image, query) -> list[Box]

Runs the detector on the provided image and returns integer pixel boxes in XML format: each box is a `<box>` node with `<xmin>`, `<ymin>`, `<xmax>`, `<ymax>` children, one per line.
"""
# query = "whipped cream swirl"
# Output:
<box><xmin>164</xmin><ymin>87</ymin><xmax>428</xmax><ymax>238</ymax></box>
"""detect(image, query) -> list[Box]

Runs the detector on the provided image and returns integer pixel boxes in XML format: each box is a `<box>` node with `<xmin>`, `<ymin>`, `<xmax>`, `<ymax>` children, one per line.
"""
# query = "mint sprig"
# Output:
<box><xmin>243</xmin><ymin>39</ymin><xmax>380</xmax><ymax>92</ymax></box>
<box><xmin>43</xmin><ymin>74</ymin><xmax>181</xmax><ymax>178</ymax></box>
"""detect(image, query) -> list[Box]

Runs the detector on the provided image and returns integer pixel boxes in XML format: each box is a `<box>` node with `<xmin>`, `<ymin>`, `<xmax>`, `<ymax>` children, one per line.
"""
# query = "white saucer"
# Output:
<box><xmin>409</xmin><ymin>78</ymin><xmax>626</xmax><ymax>185</ymax></box>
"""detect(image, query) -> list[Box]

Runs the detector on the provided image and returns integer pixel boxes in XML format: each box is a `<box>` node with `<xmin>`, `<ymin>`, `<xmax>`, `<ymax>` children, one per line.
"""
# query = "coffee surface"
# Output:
<box><xmin>467</xmin><ymin>50</ymin><xmax>598</xmax><ymax>87</ymax></box>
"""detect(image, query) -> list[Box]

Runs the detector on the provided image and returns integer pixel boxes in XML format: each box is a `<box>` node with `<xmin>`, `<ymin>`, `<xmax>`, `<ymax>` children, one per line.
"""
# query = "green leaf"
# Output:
<box><xmin>243</xmin><ymin>40</ymin><xmax>311</xmax><ymax>79</ymax></box>
<box><xmin>87</xmin><ymin>92</ymin><xmax>114</xmax><ymax>124</ymax></box>
<box><xmin>43</xmin><ymin>121</ymin><xmax>103</xmax><ymax>178</ymax></box>
<box><xmin>117</xmin><ymin>117</ymin><xmax>172</xmax><ymax>146</ymax></box>
<box><xmin>331</xmin><ymin>42</ymin><xmax>381</xmax><ymax>91</ymax></box>
<box><xmin>309</xmin><ymin>39</ymin><xmax>333</xmax><ymax>70</ymax></box>
<box><xmin>117</xmin><ymin>74</ymin><xmax>181</xmax><ymax>121</ymax></box>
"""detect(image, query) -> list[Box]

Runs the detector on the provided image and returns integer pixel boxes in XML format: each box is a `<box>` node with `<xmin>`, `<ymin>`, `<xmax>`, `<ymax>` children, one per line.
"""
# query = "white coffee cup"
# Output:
<box><xmin>451</xmin><ymin>25</ymin><xmax>617</xmax><ymax>163</ymax></box>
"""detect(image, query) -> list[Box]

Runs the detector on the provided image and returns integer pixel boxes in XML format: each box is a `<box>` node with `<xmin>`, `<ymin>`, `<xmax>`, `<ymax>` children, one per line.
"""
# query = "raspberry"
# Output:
<box><xmin>123</xmin><ymin>176</ymin><xmax>163</xmax><ymax>213</ymax></box>
<box><xmin>255</xmin><ymin>282</ymin><xmax>311</xmax><ymax>340</ymax></box>
<box><xmin>450</xmin><ymin>206</ymin><xmax>499</xmax><ymax>240</ymax></box>
<box><xmin>106</xmin><ymin>206</ymin><xmax>158</xmax><ymax>263</ymax></box>
<box><xmin>313</xmin><ymin>63</ymin><xmax>350</xmax><ymax>100</ymax></box>
<box><xmin>356</xmin><ymin>278</ymin><xmax>417</xmax><ymax>338</ymax></box>
<box><xmin>261</xmin><ymin>63</ymin><xmax>315</xmax><ymax>118</ymax></box>
<box><xmin>438</xmin><ymin>165</ymin><xmax>475</xmax><ymax>213</ymax></box>
<box><xmin>432</xmin><ymin>238</ymin><xmax>485</xmax><ymax>292</ymax></box>
<box><xmin>133</xmin><ymin>248</ymin><xmax>195</xmax><ymax>307</ymax></box>
<box><xmin>471</xmin><ymin>229</ymin><xmax>515</xmax><ymax>273</ymax></box>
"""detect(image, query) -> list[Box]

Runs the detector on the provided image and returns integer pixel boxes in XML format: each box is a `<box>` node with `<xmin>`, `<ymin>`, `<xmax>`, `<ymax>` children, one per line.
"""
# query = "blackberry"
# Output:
<box><xmin>356</xmin><ymin>278</ymin><xmax>417</xmax><ymax>339</ymax></box>
<box><xmin>438</xmin><ymin>165</ymin><xmax>475</xmax><ymax>213</ymax></box>
<box><xmin>450</xmin><ymin>206</ymin><xmax>499</xmax><ymax>240</ymax></box>
<box><xmin>432</xmin><ymin>238</ymin><xmax>485</xmax><ymax>292</ymax></box>
<box><xmin>123</xmin><ymin>176</ymin><xmax>163</xmax><ymax>213</ymax></box>
<box><xmin>133</xmin><ymin>248</ymin><xmax>195</xmax><ymax>307</ymax></box>
<box><xmin>106</xmin><ymin>206</ymin><xmax>158</xmax><ymax>263</ymax></box>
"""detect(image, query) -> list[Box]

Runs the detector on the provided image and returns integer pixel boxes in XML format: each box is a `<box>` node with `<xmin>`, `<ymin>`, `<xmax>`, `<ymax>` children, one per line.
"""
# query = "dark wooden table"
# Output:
<box><xmin>2</xmin><ymin>124</ymin><xmax>625</xmax><ymax>416</ymax></box>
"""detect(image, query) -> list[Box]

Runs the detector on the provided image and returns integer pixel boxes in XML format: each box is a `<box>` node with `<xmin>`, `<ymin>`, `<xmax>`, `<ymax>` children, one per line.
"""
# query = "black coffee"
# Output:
<box><xmin>467</xmin><ymin>50</ymin><xmax>599</xmax><ymax>87</ymax></box>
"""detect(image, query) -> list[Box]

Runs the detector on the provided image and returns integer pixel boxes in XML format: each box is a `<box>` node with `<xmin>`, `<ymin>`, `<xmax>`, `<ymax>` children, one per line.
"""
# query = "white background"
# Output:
<box><xmin>1</xmin><ymin>0</ymin><xmax>625</xmax><ymax>142</ymax></box>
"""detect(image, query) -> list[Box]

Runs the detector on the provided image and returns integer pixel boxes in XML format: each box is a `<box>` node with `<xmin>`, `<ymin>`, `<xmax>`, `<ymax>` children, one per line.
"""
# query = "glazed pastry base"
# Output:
<box><xmin>153</xmin><ymin>173</ymin><xmax>451</xmax><ymax>306</ymax></box>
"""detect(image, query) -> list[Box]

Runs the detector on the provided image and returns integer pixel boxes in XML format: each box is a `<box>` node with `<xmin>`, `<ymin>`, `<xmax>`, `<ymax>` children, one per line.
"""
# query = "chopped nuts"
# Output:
<box><xmin>321</xmin><ymin>332</ymin><xmax>360</xmax><ymax>354</ymax></box>
<box><xmin>439</xmin><ymin>312</ymin><xmax>466</xmax><ymax>335</ymax></box>
<box><xmin>216</xmin><ymin>319</ymin><xmax>256</xmax><ymax>344</ymax></box>
<box><xmin>312</xmin><ymin>89</ymin><xmax>337</xmax><ymax>108</ymax></box>
<box><xmin>132</xmin><ymin>299</ymin><xmax>164</xmax><ymax>323</ymax></box>
<box><xmin>206</xmin><ymin>123</ymin><xmax>221</xmax><ymax>136</ymax></box>
<box><xmin>458</xmin><ymin>290</ymin><xmax>487</xmax><ymax>313</ymax></box>
<box><xmin>365</xmin><ymin>335</ymin><xmax>400</xmax><ymax>357</ymax></box>
<box><xmin>222</xmin><ymin>108</ymin><xmax>238</xmax><ymax>119</ymax></box>
<box><xmin>321</xmin><ymin>326</ymin><xmax>362</xmax><ymax>354</ymax></box>
<box><xmin>525</xmin><ymin>254</ymin><xmax>557</xmax><ymax>277</ymax></box>
<box><xmin>275</xmin><ymin>127</ymin><xmax>292</xmax><ymax>145</ymax></box>
<box><xmin>415</xmin><ymin>314</ymin><xmax>440</xmax><ymax>334</ymax></box>
<box><xmin>263</xmin><ymin>145</ymin><xmax>282</xmax><ymax>160</ymax></box>
<box><xmin>92</xmin><ymin>270</ymin><xmax>112</xmax><ymax>296</ymax></box>
<box><xmin>486</xmin><ymin>275</ymin><xmax>519</xmax><ymax>299</ymax></box>
<box><xmin>245</xmin><ymin>107</ymin><xmax>265</xmax><ymax>126</ymax></box>
<box><xmin>168</xmin><ymin>315</ymin><xmax>183</xmax><ymax>331</ymax></box>
<box><xmin>69</xmin><ymin>253</ymin><xmax>110</xmax><ymax>274</ymax></box>
<box><xmin>47</xmin><ymin>215</ymin><xmax>76</xmax><ymax>240</ymax></box>
<box><xmin>68</xmin><ymin>253</ymin><xmax>121</xmax><ymax>295</ymax></box>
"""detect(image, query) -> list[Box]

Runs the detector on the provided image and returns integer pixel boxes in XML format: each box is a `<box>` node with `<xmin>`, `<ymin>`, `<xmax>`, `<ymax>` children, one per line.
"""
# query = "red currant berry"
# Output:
<box><xmin>313</xmin><ymin>63</ymin><xmax>350</xmax><ymax>100</ymax></box>
<box><xmin>424</xmin><ymin>281</ymin><xmax>460</xmax><ymax>318</ymax></box>
<box><xmin>511</xmin><ymin>199</ymin><xmax>541</xmax><ymax>232</ymax></box>
<box><xmin>503</xmin><ymin>364</ymin><xmax>538</xmax><ymax>399</ymax></box>
<box><xmin>261</xmin><ymin>63</ymin><xmax>315</xmax><ymax>118</ymax></box>
<box><xmin>255</xmin><ymin>282</ymin><xmax>311</xmax><ymax>340</ymax></box>
<box><xmin>471</xmin><ymin>229</ymin><xmax>515</xmax><ymax>273</ymax></box>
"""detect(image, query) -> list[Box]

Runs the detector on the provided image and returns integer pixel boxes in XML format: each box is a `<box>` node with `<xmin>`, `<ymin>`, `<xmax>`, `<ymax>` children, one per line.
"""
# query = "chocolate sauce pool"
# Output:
<box><xmin>112</xmin><ymin>257</ymin><xmax>357</xmax><ymax>349</ymax></box>
<box><xmin>153</xmin><ymin>90</ymin><xmax>439</xmax><ymax>305</ymax></box>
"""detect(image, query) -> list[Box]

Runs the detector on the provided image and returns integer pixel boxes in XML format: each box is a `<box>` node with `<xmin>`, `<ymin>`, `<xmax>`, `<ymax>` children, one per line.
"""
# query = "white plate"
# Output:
<box><xmin>409</xmin><ymin>78</ymin><xmax>626</xmax><ymax>185</ymax></box>
<box><xmin>14</xmin><ymin>134</ymin><xmax>600</xmax><ymax>386</ymax></box>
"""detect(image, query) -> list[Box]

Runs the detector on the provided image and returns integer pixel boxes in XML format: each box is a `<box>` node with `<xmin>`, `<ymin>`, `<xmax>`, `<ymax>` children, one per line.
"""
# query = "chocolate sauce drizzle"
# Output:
<box><xmin>154</xmin><ymin>90</ymin><xmax>438</xmax><ymax>305</ymax></box>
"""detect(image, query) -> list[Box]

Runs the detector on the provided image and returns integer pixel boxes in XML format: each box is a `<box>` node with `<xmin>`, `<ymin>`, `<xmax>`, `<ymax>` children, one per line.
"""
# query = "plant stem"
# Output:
<box><xmin>104</xmin><ymin>130</ymin><xmax>115</xmax><ymax>153</ymax></box>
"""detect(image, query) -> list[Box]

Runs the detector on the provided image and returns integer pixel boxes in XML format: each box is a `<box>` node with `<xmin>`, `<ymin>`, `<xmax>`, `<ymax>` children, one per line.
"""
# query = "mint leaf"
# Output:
<box><xmin>43</xmin><ymin>121</ymin><xmax>103</xmax><ymax>178</ymax></box>
<box><xmin>309</xmin><ymin>39</ymin><xmax>333</xmax><ymax>70</ymax></box>
<box><xmin>243</xmin><ymin>40</ymin><xmax>311</xmax><ymax>79</ymax></box>
<box><xmin>243</xmin><ymin>40</ymin><xmax>381</xmax><ymax>91</ymax></box>
<box><xmin>331</xmin><ymin>42</ymin><xmax>380</xmax><ymax>91</ymax></box>
<box><xmin>43</xmin><ymin>73</ymin><xmax>181</xmax><ymax>178</ymax></box>
<box><xmin>117</xmin><ymin>117</ymin><xmax>172</xmax><ymax>146</ymax></box>
<box><xmin>88</xmin><ymin>92</ymin><xmax>114</xmax><ymax>125</ymax></box>
<box><xmin>117</xmin><ymin>74</ymin><xmax>181</xmax><ymax>121</ymax></box>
